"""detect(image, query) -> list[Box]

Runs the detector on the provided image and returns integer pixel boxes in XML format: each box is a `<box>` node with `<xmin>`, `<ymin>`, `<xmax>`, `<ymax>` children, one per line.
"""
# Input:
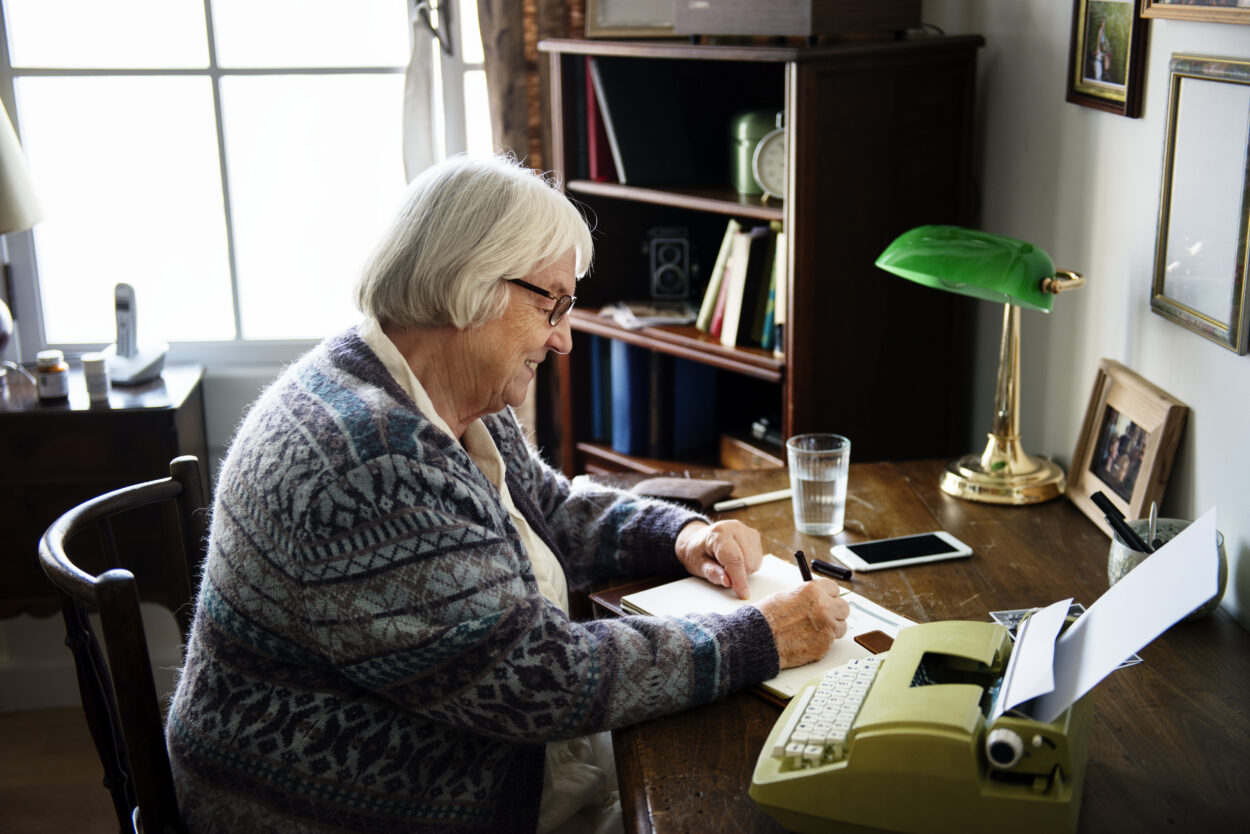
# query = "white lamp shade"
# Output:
<box><xmin>0</xmin><ymin>100</ymin><xmax>43</xmax><ymax>235</ymax></box>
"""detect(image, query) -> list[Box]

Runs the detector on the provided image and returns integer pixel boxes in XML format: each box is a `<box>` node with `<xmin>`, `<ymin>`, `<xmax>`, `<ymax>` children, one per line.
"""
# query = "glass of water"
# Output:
<box><xmin>786</xmin><ymin>434</ymin><xmax>851</xmax><ymax>536</ymax></box>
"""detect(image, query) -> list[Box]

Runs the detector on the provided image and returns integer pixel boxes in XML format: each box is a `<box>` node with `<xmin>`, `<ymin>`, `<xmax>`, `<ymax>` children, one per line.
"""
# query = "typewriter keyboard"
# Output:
<box><xmin>770</xmin><ymin>655</ymin><xmax>882</xmax><ymax>767</ymax></box>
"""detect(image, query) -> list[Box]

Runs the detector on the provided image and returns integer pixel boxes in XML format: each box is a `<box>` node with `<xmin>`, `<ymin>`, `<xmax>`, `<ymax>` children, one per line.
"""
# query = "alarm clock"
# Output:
<box><xmin>751</xmin><ymin>126</ymin><xmax>787</xmax><ymax>201</ymax></box>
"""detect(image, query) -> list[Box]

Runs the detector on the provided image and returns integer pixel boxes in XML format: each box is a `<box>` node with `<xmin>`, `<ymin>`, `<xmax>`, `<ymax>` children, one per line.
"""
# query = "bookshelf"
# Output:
<box><xmin>537</xmin><ymin>35</ymin><xmax>984</xmax><ymax>476</ymax></box>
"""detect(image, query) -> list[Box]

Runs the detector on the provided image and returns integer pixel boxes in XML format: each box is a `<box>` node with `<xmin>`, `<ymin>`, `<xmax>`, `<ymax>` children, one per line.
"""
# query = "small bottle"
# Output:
<box><xmin>81</xmin><ymin>351</ymin><xmax>111</xmax><ymax>404</ymax></box>
<box><xmin>35</xmin><ymin>349</ymin><xmax>71</xmax><ymax>403</ymax></box>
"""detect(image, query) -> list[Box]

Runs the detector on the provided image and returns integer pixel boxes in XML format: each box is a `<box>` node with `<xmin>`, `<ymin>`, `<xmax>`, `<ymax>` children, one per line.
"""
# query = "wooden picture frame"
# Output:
<box><xmin>1067</xmin><ymin>359</ymin><xmax>1188</xmax><ymax>534</ymax></box>
<box><xmin>1066</xmin><ymin>0</ymin><xmax>1149</xmax><ymax>117</ymax></box>
<box><xmin>585</xmin><ymin>0</ymin><xmax>675</xmax><ymax>38</ymax></box>
<box><xmin>1150</xmin><ymin>54</ymin><xmax>1250</xmax><ymax>355</ymax></box>
<box><xmin>1141</xmin><ymin>0</ymin><xmax>1250</xmax><ymax>24</ymax></box>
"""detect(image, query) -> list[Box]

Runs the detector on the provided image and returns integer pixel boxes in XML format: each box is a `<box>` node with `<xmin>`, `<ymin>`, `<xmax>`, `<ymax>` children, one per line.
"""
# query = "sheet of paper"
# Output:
<box><xmin>1034</xmin><ymin>508</ymin><xmax>1220</xmax><ymax>723</ymax></box>
<box><xmin>621</xmin><ymin>555</ymin><xmax>915</xmax><ymax>699</ymax></box>
<box><xmin>993</xmin><ymin>597</ymin><xmax>1070</xmax><ymax>717</ymax></box>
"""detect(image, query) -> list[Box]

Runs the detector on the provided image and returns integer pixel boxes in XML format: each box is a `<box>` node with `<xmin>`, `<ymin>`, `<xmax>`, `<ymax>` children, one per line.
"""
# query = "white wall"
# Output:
<box><xmin>926</xmin><ymin>1</ymin><xmax>1250</xmax><ymax>629</ymax></box>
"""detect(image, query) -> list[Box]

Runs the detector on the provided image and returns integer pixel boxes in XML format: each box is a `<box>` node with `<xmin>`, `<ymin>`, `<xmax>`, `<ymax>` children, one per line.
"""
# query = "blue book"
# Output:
<box><xmin>588</xmin><ymin>335</ymin><xmax>612</xmax><ymax>440</ymax></box>
<box><xmin>610</xmin><ymin>340</ymin><xmax>650</xmax><ymax>455</ymax></box>
<box><xmin>670</xmin><ymin>358</ymin><xmax>717</xmax><ymax>457</ymax></box>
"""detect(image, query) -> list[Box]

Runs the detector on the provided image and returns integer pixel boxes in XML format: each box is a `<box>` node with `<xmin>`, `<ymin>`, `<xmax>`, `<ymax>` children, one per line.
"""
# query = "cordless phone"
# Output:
<box><xmin>115</xmin><ymin>283</ymin><xmax>138</xmax><ymax>358</ymax></box>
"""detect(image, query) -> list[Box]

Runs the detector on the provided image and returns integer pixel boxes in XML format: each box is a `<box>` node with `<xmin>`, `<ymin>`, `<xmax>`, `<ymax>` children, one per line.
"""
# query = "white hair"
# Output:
<box><xmin>355</xmin><ymin>154</ymin><xmax>593</xmax><ymax>329</ymax></box>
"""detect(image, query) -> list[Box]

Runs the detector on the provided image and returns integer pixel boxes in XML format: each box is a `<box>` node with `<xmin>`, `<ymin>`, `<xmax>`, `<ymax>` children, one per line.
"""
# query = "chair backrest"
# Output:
<box><xmin>38</xmin><ymin>455</ymin><xmax>208</xmax><ymax>834</ymax></box>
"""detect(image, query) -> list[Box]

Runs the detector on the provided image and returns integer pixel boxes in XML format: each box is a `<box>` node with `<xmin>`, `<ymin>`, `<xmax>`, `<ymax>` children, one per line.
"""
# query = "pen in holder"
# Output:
<box><xmin>1107</xmin><ymin>517</ymin><xmax>1227</xmax><ymax>619</ymax></box>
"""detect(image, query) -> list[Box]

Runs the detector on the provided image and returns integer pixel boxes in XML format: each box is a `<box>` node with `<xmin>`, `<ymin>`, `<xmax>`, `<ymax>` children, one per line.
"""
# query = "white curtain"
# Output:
<box><xmin>403</xmin><ymin>2</ymin><xmax>439</xmax><ymax>182</ymax></box>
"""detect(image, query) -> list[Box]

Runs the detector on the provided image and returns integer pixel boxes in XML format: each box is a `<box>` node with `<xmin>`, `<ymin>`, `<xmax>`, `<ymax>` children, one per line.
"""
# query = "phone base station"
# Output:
<box><xmin>103</xmin><ymin>343</ymin><xmax>168</xmax><ymax>386</ymax></box>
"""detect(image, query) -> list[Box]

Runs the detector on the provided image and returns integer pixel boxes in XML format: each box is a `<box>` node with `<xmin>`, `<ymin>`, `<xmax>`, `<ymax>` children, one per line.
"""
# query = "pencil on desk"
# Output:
<box><xmin>712</xmin><ymin>488</ymin><xmax>793</xmax><ymax>513</ymax></box>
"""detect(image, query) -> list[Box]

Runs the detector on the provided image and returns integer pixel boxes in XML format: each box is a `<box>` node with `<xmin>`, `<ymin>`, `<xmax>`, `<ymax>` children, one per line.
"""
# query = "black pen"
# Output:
<box><xmin>1091</xmin><ymin>491</ymin><xmax>1153</xmax><ymax>553</ymax></box>
<box><xmin>794</xmin><ymin>550</ymin><xmax>813</xmax><ymax>582</ymax></box>
<box><xmin>811</xmin><ymin>558</ymin><xmax>853</xmax><ymax>581</ymax></box>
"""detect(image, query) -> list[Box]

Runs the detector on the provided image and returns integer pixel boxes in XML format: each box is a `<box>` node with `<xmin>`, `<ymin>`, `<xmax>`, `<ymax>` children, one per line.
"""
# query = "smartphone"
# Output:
<box><xmin>831</xmin><ymin>531</ymin><xmax>972</xmax><ymax>572</ymax></box>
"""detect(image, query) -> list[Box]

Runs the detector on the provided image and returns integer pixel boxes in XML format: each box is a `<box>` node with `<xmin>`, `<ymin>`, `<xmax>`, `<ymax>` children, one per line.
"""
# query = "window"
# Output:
<box><xmin>1</xmin><ymin>0</ymin><xmax>489</xmax><ymax>362</ymax></box>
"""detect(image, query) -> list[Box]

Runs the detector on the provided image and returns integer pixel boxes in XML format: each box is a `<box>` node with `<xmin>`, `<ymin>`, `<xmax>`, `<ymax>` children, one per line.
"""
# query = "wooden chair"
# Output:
<box><xmin>38</xmin><ymin>455</ymin><xmax>208</xmax><ymax>834</ymax></box>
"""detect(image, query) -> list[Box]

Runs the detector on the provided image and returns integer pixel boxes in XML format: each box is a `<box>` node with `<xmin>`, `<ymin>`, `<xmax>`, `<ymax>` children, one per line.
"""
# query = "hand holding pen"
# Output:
<box><xmin>749</xmin><ymin>551</ymin><xmax>850</xmax><ymax>669</ymax></box>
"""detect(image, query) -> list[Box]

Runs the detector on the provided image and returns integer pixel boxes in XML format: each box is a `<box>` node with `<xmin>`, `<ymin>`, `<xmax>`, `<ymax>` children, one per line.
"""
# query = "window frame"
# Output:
<box><xmin>0</xmin><ymin>0</ymin><xmax>480</xmax><ymax>366</ymax></box>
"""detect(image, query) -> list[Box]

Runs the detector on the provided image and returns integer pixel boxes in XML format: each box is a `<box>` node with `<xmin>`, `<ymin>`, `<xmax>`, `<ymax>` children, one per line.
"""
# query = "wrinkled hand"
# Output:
<box><xmin>674</xmin><ymin>520</ymin><xmax>764</xmax><ymax>600</ymax></box>
<box><xmin>753</xmin><ymin>581</ymin><xmax>850</xmax><ymax>669</ymax></box>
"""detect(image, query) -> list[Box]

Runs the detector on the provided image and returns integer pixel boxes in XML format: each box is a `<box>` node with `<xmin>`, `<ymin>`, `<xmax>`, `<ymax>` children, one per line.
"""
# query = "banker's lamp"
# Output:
<box><xmin>1</xmin><ymin>98</ymin><xmax>44</xmax><ymax>388</ymax></box>
<box><xmin>876</xmin><ymin>225</ymin><xmax>1085</xmax><ymax>505</ymax></box>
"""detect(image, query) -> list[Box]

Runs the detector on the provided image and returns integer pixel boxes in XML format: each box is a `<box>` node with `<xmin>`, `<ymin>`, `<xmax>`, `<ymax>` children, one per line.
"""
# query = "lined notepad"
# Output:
<box><xmin>621</xmin><ymin>556</ymin><xmax>915</xmax><ymax>700</ymax></box>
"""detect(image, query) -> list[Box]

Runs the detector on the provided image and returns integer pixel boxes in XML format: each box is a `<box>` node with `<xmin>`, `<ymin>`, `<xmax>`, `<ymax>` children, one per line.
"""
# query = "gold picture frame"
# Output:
<box><xmin>1150</xmin><ymin>54</ymin><xmax>1250</xmax><ymax>355</ymax></box>
<box><xmin>1141</xmin><ymin>0</ymin><xmax>1250</xmax><ymax>24</ymax></box>
<box><xmin>585</xmin><ymin>0</ymin><xmax>675</xmax><ymax>38</ymax></box>
<box><xmin>1067</xmin><ymin>359</ymin><xmax>1188</xmax><ymax>534</ymax></box>
<box><xmin>1066</xmin><ymin>0</ymin><xmax>1149</xmax><ymax>117</ymax></box>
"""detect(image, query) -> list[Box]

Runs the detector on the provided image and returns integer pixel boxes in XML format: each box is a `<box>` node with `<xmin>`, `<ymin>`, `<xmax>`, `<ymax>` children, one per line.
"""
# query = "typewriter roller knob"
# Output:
<box><xmin>985</xmin><ymin>727</ymin><xmax>1024</xmax><ymax>769</ymax></box>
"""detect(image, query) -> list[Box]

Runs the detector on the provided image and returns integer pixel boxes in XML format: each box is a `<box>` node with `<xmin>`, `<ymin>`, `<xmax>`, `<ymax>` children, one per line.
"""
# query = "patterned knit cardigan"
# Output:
<box><xmin>165</xmin><ymin>328</ymin><xmax>779</xmax><ymax>833</ymax></box>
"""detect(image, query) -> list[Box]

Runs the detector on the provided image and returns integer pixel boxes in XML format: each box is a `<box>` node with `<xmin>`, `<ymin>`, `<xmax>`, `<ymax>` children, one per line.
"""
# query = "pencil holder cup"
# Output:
<box><xmin>1108</xmin><ymin>518</ymin><xmax>1227</xmax><ymax>619</ymax></box>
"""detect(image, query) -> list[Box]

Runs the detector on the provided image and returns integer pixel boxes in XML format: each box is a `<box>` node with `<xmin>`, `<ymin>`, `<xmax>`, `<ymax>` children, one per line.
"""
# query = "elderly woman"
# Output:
<box><xmin>166</xmin><ymin>154</ymin><xmax>849</xmax><ymax>834</ymax></box>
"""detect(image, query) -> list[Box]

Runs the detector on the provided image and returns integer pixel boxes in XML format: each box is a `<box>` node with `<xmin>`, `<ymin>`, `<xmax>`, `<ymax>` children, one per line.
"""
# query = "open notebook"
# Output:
<box><xmin>621</xmin><ymin>555</ymin><xmax>915</xmax><ymax>700</ymax></box>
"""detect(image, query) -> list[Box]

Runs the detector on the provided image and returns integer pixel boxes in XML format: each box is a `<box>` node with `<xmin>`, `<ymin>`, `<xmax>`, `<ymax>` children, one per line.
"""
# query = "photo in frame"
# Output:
<box><xmin>1067</xmin><ymin>359</ymin><xmax>1188</xmax><ymax>534</ymax></box>
<box><xmin>1066</xmin><ymin>0</ymin><xmax>1149</xmax><ymax>117</ymax></box>
<box><xmin>585</xmin><ymin>0</ymin><xmax>675</xmax><ymax>38</ymax></box>
<box><xmin>1150</xmin><ymin>54</ymin><xmax>1250</xmax><ymax>355</ymax></box>
<box><xmin>1141</xmin><ymin>0</ymin><xmax>1250</xmax><ymax>24</ymax></box>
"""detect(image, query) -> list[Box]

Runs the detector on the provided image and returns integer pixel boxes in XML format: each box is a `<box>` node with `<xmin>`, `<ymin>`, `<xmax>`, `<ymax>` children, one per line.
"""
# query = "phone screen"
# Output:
<box><xmin>844</xmin><ymin>533</ymin><xmax>958</xmax><ymax>564</ymax></box>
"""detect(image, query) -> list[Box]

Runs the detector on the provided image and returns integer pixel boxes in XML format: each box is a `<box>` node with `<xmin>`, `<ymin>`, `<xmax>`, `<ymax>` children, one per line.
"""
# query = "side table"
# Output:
<box><xmin>0</xmin><ymin>363</ymin><xmax>208</xmax><ymax>635</ymax></box>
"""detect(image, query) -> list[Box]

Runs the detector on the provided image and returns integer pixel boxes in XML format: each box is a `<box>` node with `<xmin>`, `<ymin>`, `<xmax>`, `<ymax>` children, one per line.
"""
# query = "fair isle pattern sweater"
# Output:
<box><xmin>166</xmin><ymin>328</ymin><xmax>779</xmax><ymax>834</ymax></box>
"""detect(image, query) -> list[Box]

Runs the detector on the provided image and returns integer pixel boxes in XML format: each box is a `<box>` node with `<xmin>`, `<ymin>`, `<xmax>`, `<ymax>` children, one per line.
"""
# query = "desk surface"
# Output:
<box><xmin>599</xmin><ymin>461</ymin><xmax>1250</xmax><ymax>833</ymax></box>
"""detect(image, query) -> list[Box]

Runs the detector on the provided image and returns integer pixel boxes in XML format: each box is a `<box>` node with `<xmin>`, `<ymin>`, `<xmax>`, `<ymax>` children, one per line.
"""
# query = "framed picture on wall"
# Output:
<box><xmin>1067</xmin><ymin>359</ymin><xmax>1188</xmax><ymax>533</ymax></box>
<box><xmin>1150</xmin><ymin>54</ymin><xmax>1250</xmax><ymax>355</ymax></box>
<box><xmin>585</xmin><ymin>0</ymin><xmax>675</xmax><ymax>38</ymax></box>
<box><xmin>1141</xmin><ymin>1</ymin><xmax>1250</xmax><ymax>24</ymax></box>
<box><xmin>1066</xmin><ymin>0</ymin><xmax>1149</xmax><ymax>117</ymax></box>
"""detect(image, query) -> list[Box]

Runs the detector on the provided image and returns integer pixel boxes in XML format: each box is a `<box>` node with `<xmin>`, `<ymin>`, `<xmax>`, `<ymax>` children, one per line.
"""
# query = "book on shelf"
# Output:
<box><xmin>746</xmin><ymin>231</ymin><xmax>778</xmax><ymax>347</ymax></box>
<box><xmin>759</xmin><ymin>269</ymin><xmax>777</xmax><ymax>352</ymax></box>
<box><xmin>610</xmin><ymin>340</ymin><xmax>650</xmax><ymax>456</ymax></box>
<box><xmin>607</xmin><ymin>343</ymin><xmax>718</xmax><ymax>459</ymax></box>
<box><xmin>719</xmin><ymin>225</ymin><xmax>773</xmax><ymax>349</ymax></box>
<box><xmin>587</xmin><ymin>56</ymin><xmax>695</xmax><ymax>186</ymax></box>
<box><xmin>584</xmin><ymin>56</ymin><xmax>617</xmax><ymax>183</ymax></box>
<box><xmin>620</xmin><ymin>556</ymin><xmax>916</xmax><ymax>700</ymax></box>
<box><xmin>646</xmin><ymin>354</ymin><xmax>717</xmax><ymax>459</ymax></box>
<box><xmin>670</xmin><ymin>357</ymin><xmax>717</xmax><ymax>456</ymax></box>
<box><xmin>769</xmin><ymin>229</ymin><xmax>787</xmax><ymax>356</ymax></box>
<box><xmin>587</xmin><ymin>334</ymin><xmax>613</xmax><ymax>442</ymax></box>
<box><xmin>696</xmin><ymin>218</ymin><xmax>740</xmax><ymax>332</ymax></box>
<box><xmin>708</xmin><ymin>267</ymin><xmax>731</xmax><ymax>338</ymax></box>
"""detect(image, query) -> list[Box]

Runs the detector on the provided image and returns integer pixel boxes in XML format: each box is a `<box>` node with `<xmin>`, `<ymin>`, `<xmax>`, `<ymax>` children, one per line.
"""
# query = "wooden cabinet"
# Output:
<box><xmin>0</xmin><ymin>364</ymin><xmax>208</xmax><ymax>624</ymax></box>
<box><xmin>537</xmin><ymin>36</ymin><xmax>983</xmax><ymax>476</ymax></box>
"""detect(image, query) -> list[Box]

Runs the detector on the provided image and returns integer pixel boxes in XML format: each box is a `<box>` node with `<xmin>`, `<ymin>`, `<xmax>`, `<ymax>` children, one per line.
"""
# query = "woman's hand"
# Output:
<box><xmin>753</xmin><ymin>581</ymin><xmax>850</xmax><ymax>669</ymax></box>
<box><xmin>674</xmin><ymin>520</ymin><xmax>764</xmax><ymax>600</ymax></box>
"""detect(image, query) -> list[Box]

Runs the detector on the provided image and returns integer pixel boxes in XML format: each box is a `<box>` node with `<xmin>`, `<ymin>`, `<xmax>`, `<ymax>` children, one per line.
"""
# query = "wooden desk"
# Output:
<box><xmin>596</xmin><ymin>461</ymin><xmax>1250</xmax><ymax>833</ymax></box>
<box><xmin>0</xmin><ymin>364</ymin><xmax>208</xmax><ymax>633</ymax></box>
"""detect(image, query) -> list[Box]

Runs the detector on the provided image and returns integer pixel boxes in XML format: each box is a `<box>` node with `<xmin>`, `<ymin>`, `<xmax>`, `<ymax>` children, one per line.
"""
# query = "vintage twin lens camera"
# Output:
<box><xmin>647</xmin><ymin>227</ymin><xmax>690</xmax><ymax>300</ymax></box>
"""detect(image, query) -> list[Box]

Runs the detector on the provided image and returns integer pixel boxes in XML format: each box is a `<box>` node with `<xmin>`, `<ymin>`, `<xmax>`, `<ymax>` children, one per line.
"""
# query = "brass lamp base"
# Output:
<box><xmin>940</xmin><ymin>447</ymin><xmax>1065</xmax><ymax>506</ymax></box>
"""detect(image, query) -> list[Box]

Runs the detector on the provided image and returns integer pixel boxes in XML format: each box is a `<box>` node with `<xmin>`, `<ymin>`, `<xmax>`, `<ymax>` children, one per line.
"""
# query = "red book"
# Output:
<box><xmin>586</xmin><ymin>57</ymin><xmax>618</xmax><ymax>183</ymax></box>
<box><xmin>708</xmin><ymin>264</ymin><xmax>731</xmax><ymax>338</ymax></box>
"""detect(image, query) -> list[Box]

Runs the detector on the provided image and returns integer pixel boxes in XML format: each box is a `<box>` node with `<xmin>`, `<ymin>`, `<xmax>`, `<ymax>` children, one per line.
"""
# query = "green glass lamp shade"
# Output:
<box><xmin>875</xmin><ymin>225</ymin><xmax>1056</xmax><ymax>312</ymax></box>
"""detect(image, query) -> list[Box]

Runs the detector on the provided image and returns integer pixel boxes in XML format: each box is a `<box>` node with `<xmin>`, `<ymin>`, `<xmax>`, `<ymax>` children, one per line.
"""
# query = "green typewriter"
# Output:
<box><xmin>750</xmin><ymin>620</ymin><xmax>1092</xmax><ymax>834</ymax></box>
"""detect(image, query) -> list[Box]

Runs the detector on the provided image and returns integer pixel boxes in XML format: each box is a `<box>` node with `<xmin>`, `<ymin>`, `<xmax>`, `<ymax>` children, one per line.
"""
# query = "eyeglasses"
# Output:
<box><xmin>506</xmin><ymin>278</ymin><xmax>577</xmax><ymax>326</ymax></box>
